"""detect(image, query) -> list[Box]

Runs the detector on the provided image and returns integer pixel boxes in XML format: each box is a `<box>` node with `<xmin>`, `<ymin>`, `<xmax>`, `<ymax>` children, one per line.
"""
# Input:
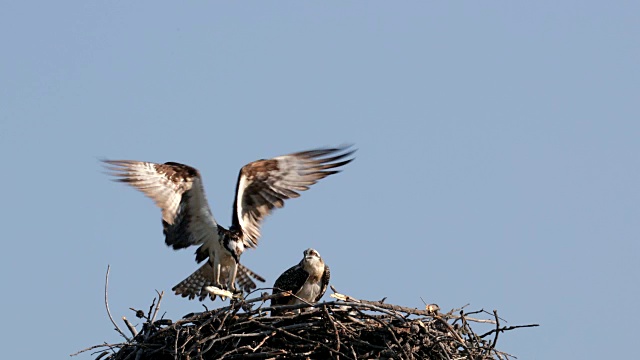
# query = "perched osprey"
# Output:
<box><xmin>271</xmin><ymin>248</ymin><xmax>330</xmax><ymax>314</ymax></box>
<box><xmin>103</xmin><ymin>146</ymin><xmax>354</xmax><ymax>300</ymax></box>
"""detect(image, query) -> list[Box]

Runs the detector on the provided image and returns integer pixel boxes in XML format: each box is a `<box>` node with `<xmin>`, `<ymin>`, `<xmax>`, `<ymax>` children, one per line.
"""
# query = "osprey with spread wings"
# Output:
<box><xmin>103</xmin><ymin>146</ymin><xmax>355</xmax><ymax>300</ymax></box>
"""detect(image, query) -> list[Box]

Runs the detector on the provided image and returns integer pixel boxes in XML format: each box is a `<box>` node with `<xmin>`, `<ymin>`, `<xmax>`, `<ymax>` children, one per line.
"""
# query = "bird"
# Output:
<box><xmin>102</xmin><ymin>146</ymin><xmax>354</xmax><ymax>300</ymax></box>
<box><xmin>271</xmin><ymin>248</ymin><xmax>330</xmax><ymax>314</ymax></box>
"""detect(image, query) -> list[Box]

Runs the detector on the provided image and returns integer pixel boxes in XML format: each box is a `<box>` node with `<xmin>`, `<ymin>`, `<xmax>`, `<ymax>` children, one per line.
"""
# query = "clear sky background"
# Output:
<box><xmin>1</xmin><ymin>2</ymin><xmax>638</xmax><ymax>359</ymax></box>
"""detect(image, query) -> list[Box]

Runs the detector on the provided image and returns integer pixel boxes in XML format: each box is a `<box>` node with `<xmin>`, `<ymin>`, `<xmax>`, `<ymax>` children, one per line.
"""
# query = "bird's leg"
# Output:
<box><xmin>228</xmin><ymin>262</ymin><xmax>238</xmax><ymax>293</ymax></box>
<box><xmin>212</xmin><ymin>255</ymin><xmax>222</xmax><ymax>289</ymax></box>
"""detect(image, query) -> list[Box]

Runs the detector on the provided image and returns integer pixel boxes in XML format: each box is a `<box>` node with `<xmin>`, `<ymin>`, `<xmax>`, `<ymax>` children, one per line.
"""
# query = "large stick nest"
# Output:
<box><xmin>78</xmin><ymin>288</ymin><xmax>537</xmax><ymax>360</ymax></box>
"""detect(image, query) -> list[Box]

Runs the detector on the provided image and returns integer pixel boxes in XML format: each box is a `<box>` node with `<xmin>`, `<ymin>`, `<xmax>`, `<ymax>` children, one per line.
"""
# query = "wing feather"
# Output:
<box><xmin>318</xmin><ymin>264</ymin><xmax>330</xmax><ymax>303</ymax></box>
<box><xmin>102</xmin><ymin>160</ymin><xmax>219</xmax><ymax>249</ymax></box>
<box><xmin>271</xmin><ymin>265</ymin><xmax>308</xmax><ymax>307</ymax></box>
<box><xmin>232</xmin><ymin>146</ymin><xmax>356</xmax><ymax>248</ymax></box>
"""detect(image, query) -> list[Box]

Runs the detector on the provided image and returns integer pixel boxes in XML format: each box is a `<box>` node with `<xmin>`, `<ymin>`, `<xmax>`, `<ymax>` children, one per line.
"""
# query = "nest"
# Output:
<box><xmin>76</xmin><ymin>284</ymin><xmax>538</xmax><ymax>360</ymax></box>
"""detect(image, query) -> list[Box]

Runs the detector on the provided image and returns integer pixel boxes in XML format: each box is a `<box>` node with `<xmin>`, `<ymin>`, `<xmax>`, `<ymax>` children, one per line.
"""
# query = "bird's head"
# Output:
<box><xmin>304</xmin><ymin>248</ymin><xmax>321</xmax><ymax>261</ymax></box>
<box><xmin>301</xmin><ymin>248</ymin><xmax>325</xmax><ymax>275</ymax></box>
<box><xmin>224</xmin><ymin>232</ymin><xmax>245</xmax><ymax>262</ymax></box>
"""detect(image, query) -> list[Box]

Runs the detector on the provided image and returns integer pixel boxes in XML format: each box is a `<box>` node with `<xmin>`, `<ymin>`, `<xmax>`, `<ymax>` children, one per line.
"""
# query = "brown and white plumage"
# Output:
<box><xmin>103</xmin><ymin>146</ymin><xmax>354</xmax><ymax>300</ymax></box>
<box><xmin>271</xmin><ymin>248</ymin><xmax>330</xmax><ymax>314</ymax></box>
<box><xmin>233</xmin><ymin>147</ymin><xmax>355</xmax><ymax>248</ymax></box>
<box><xmin>172</xmin><ymin>263</ymin><xmax>265</xmax><ymax>301</ymax></box>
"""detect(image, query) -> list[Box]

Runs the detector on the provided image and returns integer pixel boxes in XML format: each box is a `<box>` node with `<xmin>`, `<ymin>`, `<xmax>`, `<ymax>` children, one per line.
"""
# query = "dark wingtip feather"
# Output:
<box><xmin>309</xmin><ymin>145</ymin><xmax>357</xmax><ymax>166</ymax></box>
<box><xmin>294</xmin><ymin>144</ymin><xmax>357</xmax><ymax>159</ymax></box>
<box><xmin>195</xmin><ymin>246</ymin><xmax>209</xmax><ymax>263</ymax></box>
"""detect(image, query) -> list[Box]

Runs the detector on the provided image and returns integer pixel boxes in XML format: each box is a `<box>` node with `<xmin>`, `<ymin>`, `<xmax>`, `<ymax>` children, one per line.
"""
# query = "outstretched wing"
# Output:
<box><xmin>102</xmin><ymin>160</ymin><xmax>219</xmax><ymax>249</ymax></box>
<box><xmin>232</xmin><ymin>146</ymin><xmax>356</xmax><ymax>248</ymax></box>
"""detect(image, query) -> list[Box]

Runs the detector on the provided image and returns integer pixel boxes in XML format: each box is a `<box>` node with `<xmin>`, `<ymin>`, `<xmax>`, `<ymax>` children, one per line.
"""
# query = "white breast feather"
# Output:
<box><xmin>294</xmin><ymin>281</ymin><xmax>322</xmax><ymax>304</ymax></box>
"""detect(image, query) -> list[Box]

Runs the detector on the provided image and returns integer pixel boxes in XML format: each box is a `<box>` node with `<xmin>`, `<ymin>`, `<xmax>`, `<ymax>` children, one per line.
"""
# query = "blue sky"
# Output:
<box><xmin>1</xmin><ymin>2</ymin><xmax>638</xmax><ymax>359</ymax></box>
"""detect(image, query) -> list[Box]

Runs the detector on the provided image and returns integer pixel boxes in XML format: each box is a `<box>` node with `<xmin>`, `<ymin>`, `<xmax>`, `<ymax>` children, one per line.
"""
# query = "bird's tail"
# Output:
<box><xmin>172</xmin><ymin>262</ymin><xmax>265</xmax><ymax>301</ymax></box>
<box><xmin>237</xmin><ymin>263</ymin><xmax>266</xmax><ymax>285</ymax></box>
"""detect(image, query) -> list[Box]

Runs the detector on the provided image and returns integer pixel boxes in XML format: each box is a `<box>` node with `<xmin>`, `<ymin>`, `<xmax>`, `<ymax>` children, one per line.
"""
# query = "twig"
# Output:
<box><xmin>173</xmin><ymin>329</ymin><xmax>179</xmax><ymax>360</ymax></box>
<box><xmin>331</xmin><ymin>292</ymin><xmax>491</xmax><ymax>323</ymax></box>
<box><xmin>150</xmin><ymin>290</ymin><xmax>164</xmax><ymax>324</ymax></box>
<box><xmin>122</xmin><ymin>317</ymin><xmax>138</xmax><ymax>338</ymax></box>
<box><xmin>70</xmin><ymin>342</ymin><xmax>124</xmax><ymax>356</ymax></box>
<box><xmin>353</xmin><ymin>307</ymin><xmax>412</xmax><ymax>360</ymax></box>
<box><xmin>251</xmin><ymin>334</ymin><xmax>272</xmax><ymax>352</ymax></box>
<box><xmin>479</xmin><ymin>323</ymin><xmax>540</xmax><ymax>339</ymax></box>
<box><xmin>145</xmin><ymin>298</ymin><xmax>156</xmax><ymax>325</ymax></box>
<box><xmin>249</xmin><ymin>318</ymin><xmax>355</xmax><ymax>360</ymax></box>
<box><xmin>491</xmin><ymin>310</ymin><xmax>500</xmax><ymax>350</ymax></box>
<box><xmin>323</xmin><ymin>304</ymin><xmax>341</xmax><ymax>358</ymax></box>
<box><xmin>105</xmin><ymin>265</ymin><xmax>129</xmax><ymax>341</ymax></box>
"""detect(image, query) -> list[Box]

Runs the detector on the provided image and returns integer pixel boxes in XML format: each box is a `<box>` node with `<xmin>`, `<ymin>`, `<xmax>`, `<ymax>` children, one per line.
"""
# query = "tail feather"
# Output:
<box><xmin>237</xmin><ymin>263</ymin><xmax>266</xmax><ymax>283</ymax></box>
<box><xmin>172</xmin><ymin>262</ymin><xmax>265</xmax><ymax>301</ymax></box>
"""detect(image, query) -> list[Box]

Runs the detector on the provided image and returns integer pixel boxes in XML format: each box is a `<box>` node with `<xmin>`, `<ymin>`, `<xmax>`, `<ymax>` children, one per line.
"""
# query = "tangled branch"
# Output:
<box><xmin>75</xmin><ymin>282</ymin><xmax>539</xmax><ymax>360</ymax></box>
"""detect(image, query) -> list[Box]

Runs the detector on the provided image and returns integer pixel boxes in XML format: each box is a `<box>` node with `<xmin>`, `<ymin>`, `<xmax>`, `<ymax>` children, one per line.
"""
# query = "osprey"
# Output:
<box><xmin>271</xmin><ymin>248</ymin><xmax>330</xmax><ymax>314</ymax></box>
<box><xmin>103</xmin><ymin>146</ymin><xmax>354</xmax><ymax>300</ymax></box>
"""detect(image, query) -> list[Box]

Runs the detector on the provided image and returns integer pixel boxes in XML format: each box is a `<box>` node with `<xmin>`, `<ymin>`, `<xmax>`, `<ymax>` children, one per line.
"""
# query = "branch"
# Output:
<box><xmin>104</xmin><ymin>265</ymin><xmax>129</xmax><ymax>341</ymax></box>
<box><xmin>122</xmin><ymin>317</ymin><xmax>138</xmax><ymax>338</ymax></box>
<box><xmin>479</xmin><ymin>323</ymin><xmax>540</xmax><ymax>339</ymax></box>
<box><xmin>150</xmin><ymin>290</ymin><xmax>164</xmax><ymax>324</ymax></box>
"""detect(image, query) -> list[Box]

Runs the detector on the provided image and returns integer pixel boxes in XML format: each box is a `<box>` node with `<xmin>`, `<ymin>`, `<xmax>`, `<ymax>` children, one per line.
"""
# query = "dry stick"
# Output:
<box><xmin>332</xmin><ymin>292</ymin><xmax>495</xmax><ymax>324</ymax></box>
<box><xmin>260</xmin><ymin>300</ymin><xmax>407</xmax><ymax>323</ymax></box>
<box><xmin>105</xmin><ymin>265</ymin><xmax>130</xmax><ymax>341</ymax></box>
<box><xmin>269</xmin><ymin>287</ymin><xmax>316</xmax><ymax>307</ymax></box>
<box><xmin>146</xmin><ymin>297</ymin><xmax>156</xmax><ymax>322</ymax></box>
<box><xmin>443</xmin><ymin>309</ymin><xmax>498</xmax><ymax>324</ymax></box>
<box><xmin>437</xmin><ymin>342</ymin><xmax>453</xmax><ymax>360</ymax></box>
<box><xmin>70</xmin><ymin>342</ymin><xmax>125</xmax><ymax>357</ymax></box>
<box><xmin>432</xmin><ymin>314</ymin><xmax>471</xmax><ymax>355</ymax></box>
<box><xmin>122</xmin><ymin>346</ymin><xmax>143</xmax><ymax>360</ymax></box>
<box><xmin>219</xmin><ymin>344</ymin><xmax>272</xmax><ymax>359</ymax></box>
<box><xmin>174</xmin><ymin>328</ymin><xmax>180</xmax><ymax>360</ymax></box>
<box><xmin>494</xmin><ymin>349</ymin><xmax>517</xmax><ymax>360</ymax></box>
<box><xmin>189</xmin><ymin>289</ymin><xmax>491</xmax><ymax>324</ymax></box>
<box><xmin>444</xmin><ymin>303</ymin><xmax>470</xmax><ymax>316</ymax></box>
<box><xmin>249</xmin><ymin>318</ymin><xmax>356</xmax><ymax>360</ymax></box>
<box><xmin>150</xmin><ymin>290</ymin><xmax>164</xmax><ymax>324</ymax></box>
<box><xmin>490</xmin><ymin>310</ymin><xmax>501</xmax><ymax>351</ymax></box>
<box><xmin>253</xmin><ymin>334</ymin><xmax>273</xmax><ymax>352</ymax></box>
<box><xmin>95</xmin><ymin>351</ymin><xmax>111</xmax><ymax>360</ymax></box>
<box><xmin>460</xmin><ymin>308</ymin><xmax>485</xmax><ymax>317</ymax></box>
<box><xmin>328</xmin><ymin>314</ymin><xmax>387</xmax><ymax>353</ymax></box>
<box><xmin>458</xmin><ymin>310</ymin><xmax>483</xmax><ymax>356</ymax></box>
<box><xmin>225</xmin><ymin>351</ymin><xmax>286</xmax><ymax>359</ymax></box>
<box><xmin>322</xmin><ymin>304</ymin><xmax>341</xmax><ymax>358</ymax></box>
<box><xmin>201</xmin><ymin>332</ymin><xmax>267</xmax><ymax>353</ymax></box>
<box><xmin>339</xmin><ymin>326</ymin><xmax>383</xmax><ymax>352</ymax></box>
<box><xmin>122</xmin><ymin>317</ymin><xmax>138</xmax><ymax>338</ymax></box>
<box><xmin>353</xmin><ymin>307</ymin><xmax>412</xmax><ymax>360</ymax></box>
<box><xmin>195</xmin><ymin>302</ymin><xmax>243</xmax><ymax>354</ymax></box>
<box><xmin>479</xmin><ymin>323</ymin><xmax>540</xmax><ymax>339</ymax></box>
<box><xmin>127</xmin><ymin>290</ymin><xmax>166</xmax><ymax>359</ymax></box>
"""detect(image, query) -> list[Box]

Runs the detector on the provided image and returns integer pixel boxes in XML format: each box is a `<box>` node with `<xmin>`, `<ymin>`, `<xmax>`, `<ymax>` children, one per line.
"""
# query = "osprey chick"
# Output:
<box><xmin>271</xmin><ymin>248</ymin><xmax>330</xmax><ymax>314</ymax></box>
